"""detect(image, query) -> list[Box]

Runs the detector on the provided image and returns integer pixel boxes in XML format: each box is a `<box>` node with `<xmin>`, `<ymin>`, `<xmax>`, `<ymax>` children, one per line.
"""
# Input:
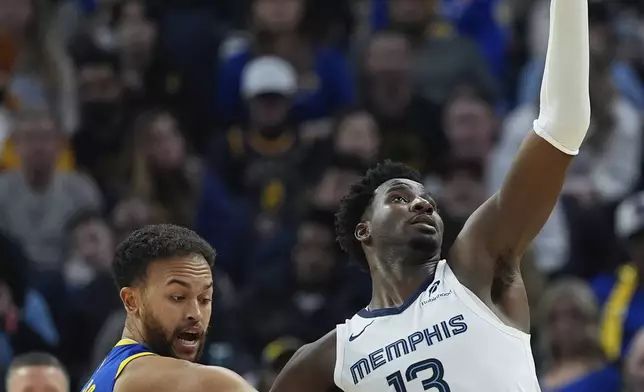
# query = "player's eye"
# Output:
<box><xmin>170</xmin><ymin>295</ymin><xmax>185</xmax><ymax>302</ymax></box>
<box><xmin>199</xmin><ymin>297</ymin><xmax>212</xmax><ymax>305</ymax></box>
<box><xmin>391</xmin><ymin>195</ymin><xmax>408</xmax><ymax>203</ymax></box>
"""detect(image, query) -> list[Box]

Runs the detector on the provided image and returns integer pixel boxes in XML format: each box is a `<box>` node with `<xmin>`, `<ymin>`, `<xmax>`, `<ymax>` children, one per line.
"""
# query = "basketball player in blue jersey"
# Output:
<box><xmin>270</xmin><ymin>1</ymin><xmax>591</xmax><ymax>391</ymax></box>
<box><xmin>81</xmin><ymin>224</ymin><xmax>256</xmax><ymax>392</ymax></box>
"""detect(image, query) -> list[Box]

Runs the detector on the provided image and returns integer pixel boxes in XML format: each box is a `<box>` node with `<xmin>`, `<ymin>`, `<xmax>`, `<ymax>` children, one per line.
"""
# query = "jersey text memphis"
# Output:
<box><xmin>334</xmin><ymin>260</ymin><xmax>541</xmax><ymax>392</ymax></box>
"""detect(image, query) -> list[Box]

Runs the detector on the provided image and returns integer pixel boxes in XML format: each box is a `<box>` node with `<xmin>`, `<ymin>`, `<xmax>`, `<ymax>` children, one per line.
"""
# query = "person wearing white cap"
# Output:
<box><xmin>240</xmin><ymin>56</ymin><xmax>297</xmax><ymax>139</ymax></box>
<box><xmin>592</xmin><ymin>191</ymin><xmax>644</xmax><ymax>365</ymax></box>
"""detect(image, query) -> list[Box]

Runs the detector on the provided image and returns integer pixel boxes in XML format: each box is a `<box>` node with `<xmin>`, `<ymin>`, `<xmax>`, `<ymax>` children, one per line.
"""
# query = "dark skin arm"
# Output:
<box><xmin>270</xmin><ymin>330</ymin><xmax>339</xmax><ymax>392</ymax></box>
<box><xmin>449</xmin><ymin>132</ymin><xmax>573</xmax><ymax>331</ymax></box>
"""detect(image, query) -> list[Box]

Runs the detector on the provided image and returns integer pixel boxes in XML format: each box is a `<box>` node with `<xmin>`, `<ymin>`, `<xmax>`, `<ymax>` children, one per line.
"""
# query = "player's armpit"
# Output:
<box><xmin>114</xmin><ymin>355</ymin><xmax>257</xmax><ymax>392</ymax></box>
<box><xmin>270</xmin><ymin>330</ymin><xmax>337</xmax><ymax>392</ymax></box>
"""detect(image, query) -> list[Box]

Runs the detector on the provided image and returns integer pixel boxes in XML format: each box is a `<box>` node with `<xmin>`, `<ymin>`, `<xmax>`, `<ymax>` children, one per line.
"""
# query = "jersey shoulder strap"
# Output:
<box><xmin>81</xmin><ymin>339</ymin><xmax>156</xmax><ymax>392</ymax></box>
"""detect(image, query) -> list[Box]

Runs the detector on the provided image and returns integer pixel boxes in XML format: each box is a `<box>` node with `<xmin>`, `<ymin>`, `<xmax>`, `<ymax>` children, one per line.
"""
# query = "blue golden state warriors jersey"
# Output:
<box><xmin>80</xmin><ymin>339</ymin><xmax>156</xmax><ymax>392</ymax></box>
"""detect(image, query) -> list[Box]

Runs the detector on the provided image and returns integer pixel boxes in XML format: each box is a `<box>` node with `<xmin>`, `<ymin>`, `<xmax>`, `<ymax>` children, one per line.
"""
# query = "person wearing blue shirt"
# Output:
<box><xmin>594</xmin><ymin>192</ymin><xmax>644</xmax><ymax>363</ymax></box>
<box><xmin>215</xmin><ymin>0</ymin><xmax>354</xmax><ymax>126</ymax></box>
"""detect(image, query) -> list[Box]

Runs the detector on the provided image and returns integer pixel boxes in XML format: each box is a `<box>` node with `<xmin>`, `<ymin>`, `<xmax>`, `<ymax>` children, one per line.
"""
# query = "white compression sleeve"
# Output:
<box><xmin>533</xmin><ymin>0</ymin><xmax>591</xmax><ymax>155</ymax></box>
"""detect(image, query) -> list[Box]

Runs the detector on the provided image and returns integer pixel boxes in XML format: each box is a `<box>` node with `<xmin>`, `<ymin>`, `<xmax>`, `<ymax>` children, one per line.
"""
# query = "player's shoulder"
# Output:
<box><xmin>115</xmin><ymin>356</ymin><xmax>253</xmax><ymax>392</ymax></box>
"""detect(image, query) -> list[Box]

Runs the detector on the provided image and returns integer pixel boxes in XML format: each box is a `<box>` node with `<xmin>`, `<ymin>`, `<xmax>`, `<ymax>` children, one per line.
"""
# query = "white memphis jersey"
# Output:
<box><xmin>334</xmin><ymin>260</ymin><xmax>540</xmax><ymax>392</ymax></box>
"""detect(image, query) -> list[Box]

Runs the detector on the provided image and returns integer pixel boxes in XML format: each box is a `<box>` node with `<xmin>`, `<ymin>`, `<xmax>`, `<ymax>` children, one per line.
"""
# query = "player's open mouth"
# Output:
<box><xmin>176</xmin><ymin>332</ymin><xmax>200</xmax><ymax>348</ymax></box>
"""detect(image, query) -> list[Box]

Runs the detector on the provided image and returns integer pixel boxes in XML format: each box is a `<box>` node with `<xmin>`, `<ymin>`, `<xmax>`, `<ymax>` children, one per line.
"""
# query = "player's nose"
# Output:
<box><xmin>410</xmin><ymin>197</ymin><xmax>434</xmax><ymax>215</ymax></box>
<box><xmin>185</xmin><ymin>299</ymin><xmax>204</xmax><ymax>322</ymax></box>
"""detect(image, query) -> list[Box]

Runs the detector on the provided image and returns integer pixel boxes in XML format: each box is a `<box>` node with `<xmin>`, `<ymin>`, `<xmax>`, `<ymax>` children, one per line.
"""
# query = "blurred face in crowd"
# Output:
<box><xmin>292</xmin><ymin>221</ymin><xmax>335</xmax><ymax>286</ymax></box>
<box><xmin>334</xmin><ymin>112</ymin><xmax>380</xmax><ymax>163</ymax></box>
<box><xmin>117</xmin><ymin>0</ymin><xmax>157</xmax><ymax>67</ymax></box>
<box><xmin>0</xmin><ymin>0</ymin><xmax>33</xmax><ymax>40</ymax></box>
<box><xmin>439</xmin><ymin>167</ymin><xmax>486</xmax><ymax>221</ymax></box>
<box><xmin>13</xmin><ymin>111</ymin><xmax>60</xmax><ymax>176</ymax></box>
<box><xmin>77</xmin><ymin>62</ymin><xmax>122</xmax><ymax>124</ymax></box>
<box><xmin>249</xmin><ymin>93</ymin><xmax>291</xmax><ymax>137</ymax></box>
<box><xmin>72</xmin><ymin>218</ymin><xmax>114</xmax><ymax>271</ymax></box>
<box><xmin>145</xmin><ymin>113</ymin><xmax>186</xmax><ymax>170</ymax></box>
<box><xmin>312</xmin><ymin>168</ymin><xmax>361</xmax><ymax>211</ymax></box>
<box><xmin>625</xmin><ymin>330</ymin><xmax>644</xmax><ymax>392</ymax></box>
<box><xmin>388</xmin><ymin>0</ymin><xmax>431</xmax><ymax>35</ymax></box>
<box><xmin>444</xmin><ymin>94</ymin><xmax>496</xmax><ymax>161</ymax></box>
<box><xmin>6</xmin><ymin>365</ymin><xmax>68</xmax><ymax>392</ymax></box>
<box><xmin>545</xmin><ymin>295</ymin><xmax>597</xmax><ymax>358</ymax></box>
<box><xmin>122</xmin><ymin>255</ymin><xmax>213</xmax><ymax>361</ymax></box>
<box><xmin>252</xmin><ymin>0</ymin><xmax>303</xmax><ymax>34</ymax></box>
<box><xmin>365</xmin><ymin>33</ymin><xmax>413</xmax><ymax>118</ymax></box>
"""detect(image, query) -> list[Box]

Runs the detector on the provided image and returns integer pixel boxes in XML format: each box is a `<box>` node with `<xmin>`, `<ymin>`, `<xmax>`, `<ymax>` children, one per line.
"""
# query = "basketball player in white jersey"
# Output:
<box><xmin>269</xmin><ymin>0</ymin><xmax>591</xmax><ymax>391</ymax></box>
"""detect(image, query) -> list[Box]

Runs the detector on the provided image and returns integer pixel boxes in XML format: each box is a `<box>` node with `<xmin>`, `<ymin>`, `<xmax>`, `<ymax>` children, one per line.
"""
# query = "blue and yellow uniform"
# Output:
<box><xmin>80</xmin><ymin>339</ymin><xmax>157</xmax><ymax>392</ymax></box>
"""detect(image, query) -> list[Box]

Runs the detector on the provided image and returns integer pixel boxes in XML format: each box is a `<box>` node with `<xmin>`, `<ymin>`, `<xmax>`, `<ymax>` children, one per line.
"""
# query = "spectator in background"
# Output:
<box><xmin>0</xmin><ymin>233</ymin><xmax>59</xmax><ymax>379</ymax></box>
<box><xmin>361</xmin><ymin>31</ymin><xmax>446</xmax><ymax>174</ymax></box>
<box><xmin>624</xmin><ymin>329</ymin><xmax>644</xmax><ymax>392</ymax></box>
<box><xmin>216</xmin><ymin>0</ymin><xmax>354</xmax><ymax>125</ymax></box>
<box><xmin>386</xmin><ymin>0</ymin><xmax>497</xmax><ymax>105</ymax></box>
<box><xmin>0</xmin><ymin>0</ymin><xmax>68</xmax><ymax>121</ymax></box>
<box><xmin>442</xmin><ymin>84</ymin><xmax>497</xmax><ymax>163</ymax></box>
<box><xmin>537</xmin><ymin>279</ymin><xmax>621</xmax><ymax>392</ymax></box>
<box><xmin>203</xmin><ymin>56</ymin><xmax>307</xmax><ymax>285</ymax></box>
<box><xmin>115</xmin><ymin>0</ymin><xmax>159</xmax><ymax>105</ymax></box>
<box><xmin>562</xmin><ymin>48</ymin><xmax>641</xmax><ymax>277</ymax></box>
<box><xmin>5</xmin><ymin>352</ymin><xmax>68</xmax><ymax>392</ymax></box>
<box><xmin>594</xmin><ymin>192</ymin><xmax>644</xmax><ymax>363</ymax></box>
<box><xmin>370</xmin><ymin>0</ymin><xmax>510</xmax><ymax>80</ymax></box>
<box><xmin>59</xmin><ymin>211</ymin><xmax>120</xmax><ymax>389</ymax></box>
<box><xmin>68</xmin><ymin>36</ymin><xmax>128</xmax><ymax>197</ymax></box>
<box><xmin>237</xmin><ymin>209</ymin><xmax>358</xmax><ymax>359</ymax></box>
<box><xmin>211</xmin><ymin>56</ymin><xmax>305</xmax><ymax>209</ymax></box>
<box><xmin>331</xmin><ymin>110</ymin><xmax>380</xmax><ymax>167</ymax></box>
<box><xmin>0</xmin><ymin>107</ymin><xmax>102</xmax><ymax>284</ymax></box>
<box><xmin>63</xmin><ymin>210</ymin><xmax>114</xmax><ymax>292</ymax></box>
<box><xmin>309</xmin><ymin>155</ymin><xmax>364</xmax><ymax>216</ymax></box>
<box><xmin>116</xmin><ymin>109</ymin><xmax>201</xmax><ymax>228</ymax></box>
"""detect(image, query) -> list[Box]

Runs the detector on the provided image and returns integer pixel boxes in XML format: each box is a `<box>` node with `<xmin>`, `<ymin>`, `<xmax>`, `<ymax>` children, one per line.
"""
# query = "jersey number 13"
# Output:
<box><xmin>386</xmin><ymin>358</ymin><xmax>450</xmax><ymax>392</ymax></box>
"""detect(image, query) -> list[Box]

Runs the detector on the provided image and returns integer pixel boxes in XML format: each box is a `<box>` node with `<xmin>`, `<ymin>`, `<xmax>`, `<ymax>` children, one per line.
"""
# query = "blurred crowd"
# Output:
<box><xmin>2</xmin><ymin>0</ymin><xmax>644</xmax><ymax>391</ymax></box>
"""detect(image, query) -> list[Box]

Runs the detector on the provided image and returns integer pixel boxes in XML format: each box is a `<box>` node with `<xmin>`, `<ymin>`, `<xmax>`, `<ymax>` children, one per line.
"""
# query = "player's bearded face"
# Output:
<box><xmin>140</xmin><ymin>308</ymin><xmax>206</xmax><ymax>362</ymax></box>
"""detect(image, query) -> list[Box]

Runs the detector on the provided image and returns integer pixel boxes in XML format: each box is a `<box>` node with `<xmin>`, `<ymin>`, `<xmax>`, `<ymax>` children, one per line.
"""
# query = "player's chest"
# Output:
<box><xmin>341</xmin><ymin>314</ymin><xmax>531</xmax><ymax>391</ymax></box>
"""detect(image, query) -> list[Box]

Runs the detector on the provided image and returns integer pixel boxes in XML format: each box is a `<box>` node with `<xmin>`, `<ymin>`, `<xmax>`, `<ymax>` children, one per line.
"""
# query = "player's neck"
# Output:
<box><xmin>122</xmin><ymin>324</ymin><xmax>145</xmax><ymax>345</ymax></box>
<box><xmin>368</xmin><ymin>258</ymin><xmax>439</xmax><ymax>310</ymax></box>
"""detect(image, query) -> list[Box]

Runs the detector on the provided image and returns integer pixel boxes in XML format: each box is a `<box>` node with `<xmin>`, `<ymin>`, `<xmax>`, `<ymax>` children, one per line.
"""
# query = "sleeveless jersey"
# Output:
<box><xmin>80</xmin><ymin>339</ymin><xmax>156</xmax><ymax>392</ymax></box>
<box><xmin>334</xmin><ymin>260</ymin><xmax>540</xmax><ymax>392</ymax></box>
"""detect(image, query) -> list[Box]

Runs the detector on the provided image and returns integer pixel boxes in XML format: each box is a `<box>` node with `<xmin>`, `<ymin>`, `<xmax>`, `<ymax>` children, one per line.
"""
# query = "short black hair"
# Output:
<box><xmin>8</xmin><ymin>352</ymin><xmax>66</xmax><ymax>376</ymax></box>
<box><xmin>66</xmin><ymin>209</ymin><xmax>105</xmax><ymax>233</ymax></box>
<box><xmin>112</xmin><ymin>224</ymin><xmax>216</xmax><ymax>288</ymax></box>
<box><xmin>335</xmin><ymin>160</ymin><xmax>421</xmax><ymax>268</ymax></box>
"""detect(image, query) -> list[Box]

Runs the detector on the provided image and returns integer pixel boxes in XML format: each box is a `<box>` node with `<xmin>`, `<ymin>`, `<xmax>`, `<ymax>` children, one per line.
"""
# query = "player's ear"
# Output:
<box><xmin>120</xmin><ymin>286</ymin><xmax>140</xmax><ymax>313</ymax></box>
<box><xmin>355</xmin><ymin>221</ymin><xmax>371</xmax><ymax>242</ymax></box>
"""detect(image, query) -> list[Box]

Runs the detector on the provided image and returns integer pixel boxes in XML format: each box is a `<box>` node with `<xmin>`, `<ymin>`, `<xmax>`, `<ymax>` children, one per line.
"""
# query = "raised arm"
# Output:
<box><xmin>270</xmin><ymin>331</ymin><xmax>338</xmax><ymax>392</ymax></box>
<box><xmin>451</xmin><ymin>0</ymin><xmax>590</xmax><ymax>301</ymax></box>
<box><xmin>115</xmin><ymin>356</ymin><xmax>257</xmax><ymax>392</ymax></box>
